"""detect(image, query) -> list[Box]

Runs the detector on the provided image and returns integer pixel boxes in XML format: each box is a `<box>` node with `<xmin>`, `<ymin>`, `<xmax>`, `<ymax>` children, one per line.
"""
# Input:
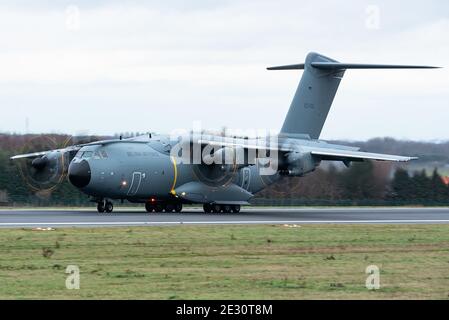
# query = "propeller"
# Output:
<box><xmin>192</xmin><ymin>147</ymin><xmax>240</xmax><ymax>187</ymax></box>
<box><xmin>15</xmin><ymin>136</ymin><xmax>71</xmax><ymax>193</ymax></box>
<box><xmin>13</xmin><ymin>134</ymin><xmax>105</xmax><ymax>194</ymax></box>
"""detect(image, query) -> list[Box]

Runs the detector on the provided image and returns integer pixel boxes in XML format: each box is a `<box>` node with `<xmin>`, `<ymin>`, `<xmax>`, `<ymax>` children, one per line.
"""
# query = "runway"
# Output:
<box><xmin>1</xmin><ymin>207</ymin><xmax>449</xmax><ymax>228</ymax></box>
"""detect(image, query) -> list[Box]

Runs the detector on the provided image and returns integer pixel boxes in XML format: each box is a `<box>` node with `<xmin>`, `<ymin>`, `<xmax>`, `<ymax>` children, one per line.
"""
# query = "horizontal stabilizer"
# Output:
<box><xmin>267</xmin><ymin>64</ymin><xmax>305</xmax><ymax>70</ymax></box>
<box><xmin>311</xmin><ymin>62</ymin><xmax>440</xmax><ymax>70</ymax></box>
<box><xmin>268</xmin><ymin>62</ymin><xmax>439</xmax><ymax>71</ymax></box>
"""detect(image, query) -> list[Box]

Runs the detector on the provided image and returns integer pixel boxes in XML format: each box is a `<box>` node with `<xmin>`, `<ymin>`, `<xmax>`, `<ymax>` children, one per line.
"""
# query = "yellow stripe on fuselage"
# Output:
<box><xmin>170</xmin><ymin>156</ymin><xmax>178</xmax><ymax>195</ymax></box>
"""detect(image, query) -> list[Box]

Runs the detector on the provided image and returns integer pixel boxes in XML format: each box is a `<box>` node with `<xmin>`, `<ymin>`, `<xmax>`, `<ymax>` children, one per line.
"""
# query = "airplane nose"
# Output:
<box><xmin>68</xmin><ymin>160</ymin><xmax>91</xmax><ymax>188</ymax></box>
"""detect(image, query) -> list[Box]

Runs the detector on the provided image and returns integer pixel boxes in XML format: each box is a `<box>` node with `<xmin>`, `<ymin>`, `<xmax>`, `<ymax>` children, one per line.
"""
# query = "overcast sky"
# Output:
<box><xmin>0</xmin><ymin>0</ymin><xmax>447</xmax><ymax>141</ymax></box>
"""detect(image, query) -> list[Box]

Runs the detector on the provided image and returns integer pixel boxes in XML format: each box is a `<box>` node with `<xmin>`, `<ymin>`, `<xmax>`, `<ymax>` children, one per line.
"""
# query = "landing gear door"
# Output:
<box><xmin>127</xmin><ymin>172</ymin><xmax>142</xmax><ymax>196</ymax></box>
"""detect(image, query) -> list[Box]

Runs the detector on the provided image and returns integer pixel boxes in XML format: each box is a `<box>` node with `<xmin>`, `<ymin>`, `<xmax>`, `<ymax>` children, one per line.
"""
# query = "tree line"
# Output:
<box><xmin>1</xmin><ymin>134</ymin><xmax>449</xmax><ymax>206</ymax></box>
<box><xmin>256</xmin><ymin>161</ymin><xmax>449</xmax><ymax>206</ymax></box>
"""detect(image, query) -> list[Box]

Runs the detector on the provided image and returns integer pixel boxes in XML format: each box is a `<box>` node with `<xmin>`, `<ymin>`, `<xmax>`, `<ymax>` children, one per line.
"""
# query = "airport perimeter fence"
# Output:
<box><xmin>250</xmin><ymin>198</ymin><xmax>449</xmax><ymax>207</ymax></box>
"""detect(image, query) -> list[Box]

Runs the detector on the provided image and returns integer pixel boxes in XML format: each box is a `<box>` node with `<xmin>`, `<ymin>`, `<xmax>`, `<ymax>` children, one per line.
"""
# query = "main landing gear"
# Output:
<box><xmin>145</xmin><ymin>202</ymin><xmax>183</xmax><ymax>213</ymax></box>
<box><xmin>203</xmin><ymin>203</ymin><xmax>240</xmax><ymax>214</ymax></box>
<box><xmin>97</xmin><ymin>200</ymin><xmax>114</xmax><ymax>213</ymax></box>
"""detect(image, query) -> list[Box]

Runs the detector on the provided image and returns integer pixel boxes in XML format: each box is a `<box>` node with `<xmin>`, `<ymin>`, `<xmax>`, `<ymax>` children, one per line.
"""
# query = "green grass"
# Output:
<box><xmin>0</xmin><ymin>224</ymin><xmax>449</xmax><ymax>299</ymax></box>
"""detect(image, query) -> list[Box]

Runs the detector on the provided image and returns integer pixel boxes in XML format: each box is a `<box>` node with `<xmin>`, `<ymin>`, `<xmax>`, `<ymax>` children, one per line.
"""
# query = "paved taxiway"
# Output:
<box><xmin>1</xmin><ymin>207</ymin><xmax>449</xmax><ymax>227</ymax></box>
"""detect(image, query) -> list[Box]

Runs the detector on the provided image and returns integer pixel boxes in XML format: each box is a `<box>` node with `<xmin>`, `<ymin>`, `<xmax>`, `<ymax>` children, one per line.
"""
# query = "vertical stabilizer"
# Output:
<box><xmin>276</xmin><ymin>52</ymin><xmax>344</xmax><ymax>139</ymax></box>
<box><xmin>268</xmin><ymin>52</ymin><xmax>438</xmax><ymax>139</ymax></box>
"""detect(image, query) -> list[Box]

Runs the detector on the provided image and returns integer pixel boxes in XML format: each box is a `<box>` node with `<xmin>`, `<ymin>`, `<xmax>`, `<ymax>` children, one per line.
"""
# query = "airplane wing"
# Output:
<box><xmin>10</xmin><ymin>146</ymin><xmax>81</xmax><ymax>160</ymax></box>
<box><xmin>310</xmin><ymin>148</ymin><xmax>417</xmax><ymax>162</ymax></box>
<box><xmin>197</xmin><ymin>139</ymin><xmax>287</xmax><ymax>152</ymax></box>
<box><xmin>10</xmin><ymin>136</ymin><xmax>151</xmax><ymax>161</ymax></box>
<box><xmin>10</xmin><ymin>151</ymin><xmax>50</xmax><ymax>160</ymax></box>
<box><xmin>196</xmin><ymin>136</ymin><xmax>416</xmax><ymax>163</ymax></box>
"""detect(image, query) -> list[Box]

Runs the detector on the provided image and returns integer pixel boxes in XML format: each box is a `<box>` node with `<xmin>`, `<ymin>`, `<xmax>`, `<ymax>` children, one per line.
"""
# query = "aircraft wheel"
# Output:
<box><xmin>203</xmin><ymin>204</ymin><xmax>212</xmax><ymax>213</ymax></box>
<box><xmin>231</xmin><ymin>205</ymin><xmax>241</xmax><ymax>213</ymax></box>
<box><xmin>212</xmin><ymin>204</ymin><xmax>222</xmax><ymax>213</ymax></box>
<box><xmin>145</xmin><ymin>202</ymin><xmax>154</xmax><ymax>213</ymax></box>
<box><xmin>175</xmin><ymin>203</ymin><xmax>183</xmax><ymax>213</ymax></box>
<box><xmin>97</xmin><ymin>202</ymin><xmax>105</xmax><ymax>213</ymax></box>
<box><xmin>223</xmin><ymin>205</ymin><xmax>232</xmax><ymax>213</ymax></box>
<box><xmin>105</xmin><ymin>201</ymin><xmax>114</xmax><ymax>213</ymax></box>
<box><xmin>155</xmin><ymin>204</ymin><xmax>164</xmax><ymax>213</ymax></box>
<box><xmin>165</xmin><ymin>204</ymin><xmax>175</xmax><ymax>213</ymax></box>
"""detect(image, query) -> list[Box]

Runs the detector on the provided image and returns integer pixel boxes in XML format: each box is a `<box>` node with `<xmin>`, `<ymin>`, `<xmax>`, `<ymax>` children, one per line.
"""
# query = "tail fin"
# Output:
<box><xmin>269</xmin><ymin>52</ymin><xmax>438</xmax><ymax>139</ymax></box>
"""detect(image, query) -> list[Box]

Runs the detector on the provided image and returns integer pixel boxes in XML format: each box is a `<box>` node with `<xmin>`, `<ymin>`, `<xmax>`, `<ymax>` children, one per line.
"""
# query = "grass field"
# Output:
<box><xmin>0</xmin><ymin>224</ymin><xmax>448</xmax><ymax>299</ymax></box>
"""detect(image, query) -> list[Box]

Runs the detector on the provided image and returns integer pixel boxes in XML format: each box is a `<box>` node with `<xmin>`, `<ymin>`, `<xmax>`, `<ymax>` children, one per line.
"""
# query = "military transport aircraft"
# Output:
<box><xmin>11</xmin><ymin>52</ymin><xmax>438</xmax><ymax>213</ymax></box>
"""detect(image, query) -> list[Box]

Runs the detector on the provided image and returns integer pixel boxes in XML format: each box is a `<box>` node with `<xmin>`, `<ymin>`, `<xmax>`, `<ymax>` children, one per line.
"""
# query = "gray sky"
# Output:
<box><xmin>0</xmin><ymin>0</ymin><xmax>448</xmax><ymax>140</ymax></box>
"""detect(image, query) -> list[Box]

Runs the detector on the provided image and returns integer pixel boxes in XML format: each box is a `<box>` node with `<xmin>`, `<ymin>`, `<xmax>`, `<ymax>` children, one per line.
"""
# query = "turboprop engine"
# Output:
<box><xmin>17</xmin><ymin>150</ymin><xmax>69</xmax><ymax>192</ymax></box>
<box><xmin>280</xmin><ymin>151</ymin><xmax>320</xmax><ymax>177</ymax></box>
<box><xmin>194</xmin><ymin>146</ymin><xmax>248</xmax><ymax>187</ymax></box>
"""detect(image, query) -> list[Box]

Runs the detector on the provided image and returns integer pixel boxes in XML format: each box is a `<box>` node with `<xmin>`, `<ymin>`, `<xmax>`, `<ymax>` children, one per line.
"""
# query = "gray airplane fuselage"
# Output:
<box><xmin>69</xmin><ymin>135</ymin><xmax>271</xmax><ymax>204</ymax></box>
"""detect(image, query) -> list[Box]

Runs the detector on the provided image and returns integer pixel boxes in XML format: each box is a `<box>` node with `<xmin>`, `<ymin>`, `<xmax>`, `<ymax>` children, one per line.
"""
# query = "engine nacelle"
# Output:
<box><xmin>194</xmin><ymin>146</ymin><xmax>250</xmax><ymax>187</ymax></box>
<box><xmin>281</xmin><ymin>151</ymin><xmax>320</xmax><ymax>176</ymax></box>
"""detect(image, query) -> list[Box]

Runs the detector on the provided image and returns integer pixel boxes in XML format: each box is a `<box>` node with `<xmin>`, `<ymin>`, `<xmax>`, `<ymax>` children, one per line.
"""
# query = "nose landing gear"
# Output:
<box><xmin>105</xmin><ymin>201</ymin><xmax>114</xmax><ymax>213</ymax></box>
<box><xmin>145</xmin><ymin>202</ymin><xmax>154</xmax><ymax>213</ymax></box>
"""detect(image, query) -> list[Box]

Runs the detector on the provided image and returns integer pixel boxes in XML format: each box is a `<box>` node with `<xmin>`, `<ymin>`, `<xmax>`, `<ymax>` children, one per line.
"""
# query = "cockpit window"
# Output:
<box><xmin>75</xmin><ymin>149</ymin><xmax>107</xmax><ymax>160</ymax></box>
<box><xmin>82</xmin><ymin>151</ymin><xmax>93</xmax><ymax>159</ymax></box>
